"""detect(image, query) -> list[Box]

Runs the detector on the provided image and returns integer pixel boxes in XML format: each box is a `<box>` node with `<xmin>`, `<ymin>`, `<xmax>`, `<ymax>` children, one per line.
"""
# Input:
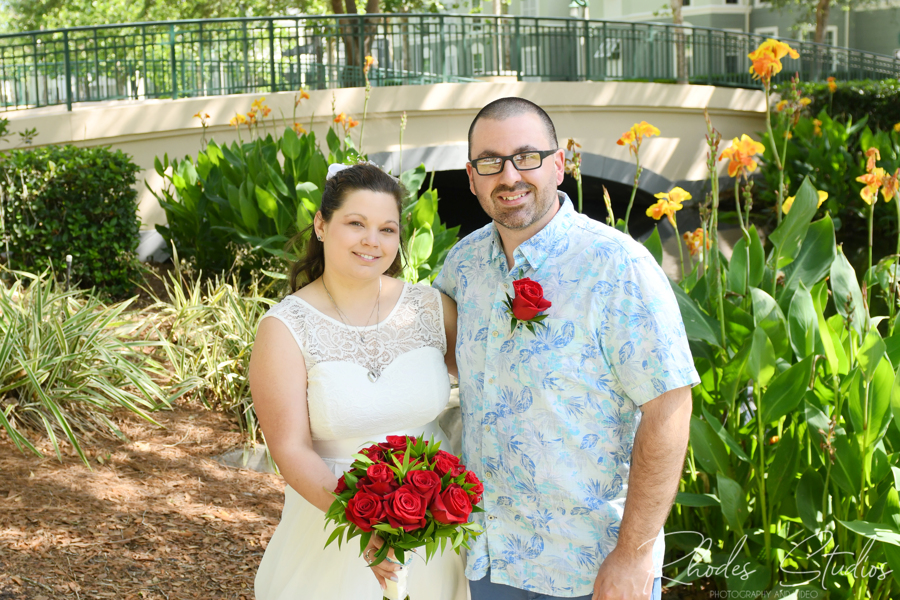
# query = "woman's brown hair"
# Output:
<box><xmin>288</xmin><ymin>163</ymin><xmax>406</xmax><ymax>292</ymax></box>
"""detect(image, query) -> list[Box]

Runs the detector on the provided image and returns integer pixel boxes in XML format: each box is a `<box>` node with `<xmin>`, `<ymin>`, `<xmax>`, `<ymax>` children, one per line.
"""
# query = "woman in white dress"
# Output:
<box><xmin>249</xmin><ymin>163</ymin><xmax>467</xmax><ymax>600</ymax></box>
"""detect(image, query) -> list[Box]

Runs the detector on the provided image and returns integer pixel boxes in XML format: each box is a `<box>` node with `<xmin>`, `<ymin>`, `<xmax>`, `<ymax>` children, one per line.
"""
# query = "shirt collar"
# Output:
<box><xmin>489</xmin><ymin>192</ymin><xmax>577</xmax><ymax>272</ymax></box>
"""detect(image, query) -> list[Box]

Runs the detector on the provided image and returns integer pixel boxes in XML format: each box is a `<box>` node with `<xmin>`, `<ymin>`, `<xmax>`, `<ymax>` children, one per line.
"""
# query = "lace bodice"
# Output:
<box><xmin>261</xmin><ymin>282</ymin><xmax>451</xmax><ymax>443</ymax></box>
<box><xmin>264</xmin><ymin>283</ymin><xmax>446</xmax><ymax>372</ymax></box>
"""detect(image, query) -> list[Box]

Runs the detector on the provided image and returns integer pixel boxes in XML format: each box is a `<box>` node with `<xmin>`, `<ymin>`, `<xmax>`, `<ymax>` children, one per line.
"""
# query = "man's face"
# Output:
<box><xmin>466</xmin><ymin>113</ymin><xmax>565</xmax><ymax>233</ymax></box>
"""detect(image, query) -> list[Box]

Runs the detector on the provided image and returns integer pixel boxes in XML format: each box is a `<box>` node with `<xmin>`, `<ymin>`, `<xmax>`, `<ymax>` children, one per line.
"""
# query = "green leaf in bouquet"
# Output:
<box><xmin>359</xmin><ymin>530</ymin><xmax>372</xmax><ymax>555</ymax></box>
<box><xmin>344</xmin><ymin>470</ymin><xmax>359</xmax><ymax>488</ymax></box>
<box><xmin>351</xmin><ymin>453</ymin><xmax>375</xmax><ymax>465</ymax></box>
<box><xmin>325</xmin><ymin>525</ymin><xmax>344</xmax><ymax>549</ymax></box>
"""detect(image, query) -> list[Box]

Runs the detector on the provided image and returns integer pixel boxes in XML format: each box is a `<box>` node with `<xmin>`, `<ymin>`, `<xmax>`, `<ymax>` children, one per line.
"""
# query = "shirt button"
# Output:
<box><xmin>492</xmin><ymin>330</ymin><xmax>499</xmax><ymax>337</ymax></box>
<box><xmin>488</xmin><ymin>515</ymin><xmax>496</xmax><ymax>521</ymax></box>
<box><xmin>484</xmin><ymin>425</ymin><xmax>490</xmax><ymax>432</ymax></box>
<box><xmin>488</xmin><ymin>377</ymin><xmax>494</xmax><ymax>384</ymax></box>
<box><xmin>485</xmin><ymin>471</ymin><xmax>493</xmax><ymax>479</ymax></box>
<box><xmin>503</xmin><ymin>283</ymin><xmax>509</xmax><ymax>289</ymax></box>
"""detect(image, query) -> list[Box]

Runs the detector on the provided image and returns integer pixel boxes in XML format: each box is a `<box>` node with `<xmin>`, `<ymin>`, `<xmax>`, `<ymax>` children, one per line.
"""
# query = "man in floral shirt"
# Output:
<box><xmin>434</xmin><ymin>97</ymin><xmax>699</xmax><ymax>600</ymax></box>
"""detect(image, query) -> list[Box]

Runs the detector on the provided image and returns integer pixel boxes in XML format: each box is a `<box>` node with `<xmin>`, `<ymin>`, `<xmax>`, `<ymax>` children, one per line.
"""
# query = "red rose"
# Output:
<box><xmin>334</xmin><ymin>474</ymin><xmax>348</xmax><ymax>494</ymax></box>
<box><xmin>404</xmin><ymin>469</ymin><xmax>442</xmax><ymax>505</ymax></box>
<box><xmin>360</xmin><ymin>444</ymin><xmax>386</xmax><ymax>463</ymax></box>
<box><xmin>345</xmin><ymin>491</ymin><xmax>385</xmax><ymax>532</ymax></box>
<box><xmin>463</xmin><ymin>470</ymin><xmax>484</xmax><ymax>505</ymax></box>
<box><xmin>511</xmin><ymin>278</ymin><xmax>551</xmax><ymax>321</ymax></box>
<box><xmin>433</xmin><ymin>450</ymin><xmax>465</xmax><ymax>478</ymax></box>
<box><xmin>379</xmin><ymin>435</ymin><xmax>420</xmax><ymax>453</ymax></box>
<box><xmin>357</xmin><ymin>471</ymin><xmax>399</xmax><ymax>497</ymax></box>
<box><xmin>383</xmin><ymin>485</ymin><xmax>428</xmax><ymax>532</ymax></box>
<box><xmin>429</xmin><ymin>484</ymin><xmax>473</xmax><ymax>525</ymax></box>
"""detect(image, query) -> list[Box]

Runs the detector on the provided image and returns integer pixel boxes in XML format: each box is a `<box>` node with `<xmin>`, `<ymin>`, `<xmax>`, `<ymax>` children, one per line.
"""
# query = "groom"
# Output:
<box><xmin>434</xmin><ymin>98</ymin><xmax>699</xmax><ymax>600</ymax></box>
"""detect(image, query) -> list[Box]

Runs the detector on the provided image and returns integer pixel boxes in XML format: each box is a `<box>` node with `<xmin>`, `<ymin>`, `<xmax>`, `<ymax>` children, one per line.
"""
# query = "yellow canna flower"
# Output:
<box><xmin>617</xmin><ymin>121</ymin><xmax>660</xmax><ymax>154</ymax></box>
<box><xmin>229</xmin><ymin>113</ymin><xmax>247</xmax><ymax>128</ymax></box>
<box><xmin>894</xmin><ymin>123</ymin><xmax>900</xmax><ymax>133</ymax></box>
<box><xmin>251</xmin><ymin>97</ymin><xmax>266</xmax><ymax>110</ymax></box>
<box><xmin>348</xmin><ymin>118</ymin><xmax>360</xmax><ymax>128</ymax></box>
<box><xmin>813</xmin><ymin>119</ymin><xmax>822</xmax><ymax>136</ymax></box>
<box><xmin>784</xmin><ymin>131</ymin><xmax>793</xmax><ymax>139</ymax></box>
<box><xmin>799</xmin><ymin>97</ymin><xmax>811</xmax><ymax>107</ymax></box>
<box><xmin>293</xmin><ymin>122</ymin><xmax>307</xmax><ymax>135</ymax></box>
<box><xmin>364</xmin><ymin>55</ymin><xmax>375</xmax><ymax>74</ymax></box>
<box><xmin>261</xmin><ymin>105</ymin><xmax>272</xmax><ymax>117</ymax></box>
<box><xmin>783</xmin><ymin>190</ymin><xmax>828</xmax><ymax>214</ymax></box>
<box><xmin>827</xmin><ymin>76</ymin><xmax>837</xmax><ymax>93</ymax></box>
<box><xmin>748</xmin><ymin>39</ymin><xmax>799</xmax><ymax>83</ymax></box>
<box><xmin>857</xmin><ymin>168</ymin><xmax>886</xmax><ymax>205</ymax></box>
<box><xmin>775</xmin><ymin>100</ymin><xmax>788</xmax><ymax>112</ymax></box>
<box><xmin>649</xmin><ymin>187</ymin><xmax>688</xmax><ymax>226</ymax></box>
<box><xmin>295</xmin><ymin>89</ymin><xmax>311</xmax><ymax>107</ymax></box>
<box><xmin>335</xmin><ymin>112</ymin><xmax>348</xmax><ymax>126</ymax></box>
<box><xmin>193</xmin><ymin>111</ymin><xmax>202</xmax><ymax>119</ymax></box>
<box><xmin>866</xmin><ymin>147</ymin><xmax>881</xmax><ymax>172</ymax></box>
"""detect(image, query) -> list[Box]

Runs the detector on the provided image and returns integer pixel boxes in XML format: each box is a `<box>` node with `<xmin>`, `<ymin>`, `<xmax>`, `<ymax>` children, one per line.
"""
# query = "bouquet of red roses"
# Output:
<box><xmin>324</xmin><ymin>434</ymin><xmax>484</xmax><ymax>600</ymax></box>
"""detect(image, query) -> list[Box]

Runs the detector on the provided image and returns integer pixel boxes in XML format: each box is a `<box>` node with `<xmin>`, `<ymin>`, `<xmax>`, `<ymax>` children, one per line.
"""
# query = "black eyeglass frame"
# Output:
<box><xmin>469</xmin><ymin>149</ymin><xmax>559</xmax><ymax>176</ymax></box>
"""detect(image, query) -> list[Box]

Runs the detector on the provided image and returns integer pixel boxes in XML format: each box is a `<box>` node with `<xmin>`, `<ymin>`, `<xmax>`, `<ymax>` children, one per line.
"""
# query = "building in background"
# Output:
<box><xmin>461</xmin><ymin>0</ymin><xmax>900</xmax><ymax>58</ymax></box>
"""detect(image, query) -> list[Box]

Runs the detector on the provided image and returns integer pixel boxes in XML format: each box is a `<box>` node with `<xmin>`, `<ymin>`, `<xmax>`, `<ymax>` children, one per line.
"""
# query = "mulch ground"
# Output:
<box><xmin>0</xmin><ymin>402</ymin><xmax>711</xmax><ymax>600</ymax></box>
<box><xmin>0</xmin><ymin>404</ymin><xmax>285</xmax><ymax>600</ymax></box>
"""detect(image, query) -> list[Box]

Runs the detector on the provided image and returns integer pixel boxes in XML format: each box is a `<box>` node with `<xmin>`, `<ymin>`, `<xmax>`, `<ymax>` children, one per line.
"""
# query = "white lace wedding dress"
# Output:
<box><xmin>255</xmin><ymin>282</ymin><xmax>467</xmax><ymax>600</ymax></box>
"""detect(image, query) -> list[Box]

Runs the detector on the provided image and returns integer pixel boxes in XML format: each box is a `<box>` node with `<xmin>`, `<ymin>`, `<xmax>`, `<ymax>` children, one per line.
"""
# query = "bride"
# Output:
<box><xmin>249</xmin><ymin>163</ymin><xmax>467</xmax><ymax>600</ymax></box>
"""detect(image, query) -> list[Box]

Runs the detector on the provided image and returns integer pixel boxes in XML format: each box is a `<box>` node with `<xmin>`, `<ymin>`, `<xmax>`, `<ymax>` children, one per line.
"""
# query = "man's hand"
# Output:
<box><xmin>592</xmin><ymin>546</ymin><xmax>655</xmax><ymax>600</ymax></box>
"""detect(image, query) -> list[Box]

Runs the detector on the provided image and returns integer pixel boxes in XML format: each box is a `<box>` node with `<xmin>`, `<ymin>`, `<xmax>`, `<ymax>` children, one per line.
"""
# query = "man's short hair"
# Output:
<box><xmin>467</xmin><ymin>97</ymin><xmax>558</xmax><ymax>160</ymax></box>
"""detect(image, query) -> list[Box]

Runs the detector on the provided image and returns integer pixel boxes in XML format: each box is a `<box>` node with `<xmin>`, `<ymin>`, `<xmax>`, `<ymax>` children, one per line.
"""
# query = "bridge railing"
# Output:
<box><xmin>1</xmin><ymin>14</ymin><xmax>898</xmax><ymax>112</ymax></box>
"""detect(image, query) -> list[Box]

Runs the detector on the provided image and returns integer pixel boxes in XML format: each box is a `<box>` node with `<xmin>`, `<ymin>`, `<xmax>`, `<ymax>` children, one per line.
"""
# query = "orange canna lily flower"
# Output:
<box><xmin>866</xmin><ymin>147</ymin><xmax>881</xmax><ymax>172</ymax></box>
<box><xmin>293</xmin><ymin>122</ymin><xmax>307</xmax><ymax>135</ymax></box>
<box><xmin>348</xmin><ymin>118</ymin><xmax>360</xmax><ymax>128</ymax></box>
<box><xmin>748</xmin><ymin>38</ymin><xmax>799</xmax><ymax>83</ymax></box>
<box><xmin>229</xmin><ymin>113</ymin><xmax>247</xmax><ymax>127</ymax></box>
<box><xmin>566</xmin><ymin>138</ymin><xmax>581</xmax><ymax>151</ymax></box>
<box><xmin>261</xmin><ymin>105</ymin><xmax>272</xmax><ymax>117</ymax></box>
<box><xmin>193</xmin><ymin>111</ymin><xmax>202</xmax><ymax>119</ymax></box>
<box><xmin>857</xmin><ymin>168</ymin><xmax>886</xmax><ymax>205</ymax></box>
<box><xmin>251</xmin><ymin>97</ymin><xmax>266</xmax><ymax>110</ymax></box>
<box><xmin>827</xmin><ymin>77</ymin><xmax>837</xmax><ymax>93</ymax></box>
<box><xmin>882</xmin><ymin>169</ymin><xmax>899</xmax><ymax>203</ymax></box>
<box><xmin>683</xmin><ymin>228</ymin><xmax>711</xmax><ymax>257</ymax></box>
<box><xmin>775</xmin><ymin>100</ymin><xmax>788</xmax><ymax>112</ymax></box>
<box><xmin>783</xmin><ymin>190</ymin><xmax>828</xmax><ymax>214</ymax></box>
<box><xmin>646</xmin><ymin>200</ymin><xmax>669</xmax><ymax>221</ymax></box>
<box><xmin>296</xmin><ymin>89</ymin><xmax>311</xmax><ymax>106</ymax></box>
<box><xmin>813</xmin><ymin>119</ymin><xmax>822</xmax><ymax>136</ymax></box>
<box><xmin>616</xmin><ymin>130</ymin><xmax>636</xmax><ymax>146</ymax></box>
<box><xmin>719</xmin><ymin>134</ymin><xmax>766</xmax><ymax>179</ymax></box>
<box><xmin>335</xmin><ymin>112</ymin><xmax>348</xmax><ymax>126</ymax></box>
<box><xmin>364</xmin><ymin>55</ymin><xmax>375</xmax><ymax>74</ymax></box>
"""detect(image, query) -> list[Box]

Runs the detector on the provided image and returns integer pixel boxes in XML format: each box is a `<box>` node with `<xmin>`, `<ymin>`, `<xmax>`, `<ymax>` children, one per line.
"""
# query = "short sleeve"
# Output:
<box><xmin>432</xmin><ymin>248</ymin><xmax>459</xmax><ymax>302</ymax></box>
<box><xmin>598</xmin><ymin>255</ymin><xmax>700</xmax><ymax>406</ymax></box>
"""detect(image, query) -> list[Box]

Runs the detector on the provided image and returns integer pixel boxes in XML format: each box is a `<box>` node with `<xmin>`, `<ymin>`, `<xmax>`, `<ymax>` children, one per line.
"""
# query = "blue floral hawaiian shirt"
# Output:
<box><xmin>434</xmin><ymin>193</ymin><xmax>700</xmax><ymax>597</ymax></box>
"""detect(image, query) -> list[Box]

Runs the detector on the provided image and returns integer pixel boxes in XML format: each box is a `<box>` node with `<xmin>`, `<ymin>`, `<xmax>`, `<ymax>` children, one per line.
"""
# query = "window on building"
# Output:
<box><xmin>725</xmin><ymin>0</ymin><xmax>739</xmax><ymax>4</ymax></box>
<box><xmin>682</xmin><ymin>0</ymin><xmax>690</xmax><ymax>6</ymax></box>
<box><xmin>804</xmin><ymin>26</ymin><xmax>838</xmax><ymax>46</ymax></box>
<box><xmin>522</xmin><ymin>0</ymin><xmax>538</xmax><ymax>16</ymax></box>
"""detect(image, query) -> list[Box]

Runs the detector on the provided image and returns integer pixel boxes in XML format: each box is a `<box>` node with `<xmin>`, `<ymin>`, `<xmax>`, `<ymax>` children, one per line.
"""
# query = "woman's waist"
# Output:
<box><xmin>312</xmin><ymin>420</ymin><xmax>447</xmax><ymax>464</ymax></box>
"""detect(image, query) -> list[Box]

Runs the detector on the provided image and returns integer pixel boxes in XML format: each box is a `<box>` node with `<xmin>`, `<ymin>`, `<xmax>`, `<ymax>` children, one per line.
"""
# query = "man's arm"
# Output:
<box><xmin>592</xmin><ymin>385</ymin><xmax>693</xmax><ymax>600</ymax></box>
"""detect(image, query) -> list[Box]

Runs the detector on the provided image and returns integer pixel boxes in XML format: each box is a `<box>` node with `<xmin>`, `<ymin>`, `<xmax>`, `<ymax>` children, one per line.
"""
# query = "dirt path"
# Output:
<box><xmin>0</xmin><ymin>405</ymin><xmax>285</xmax><ymax>600</ymax></box>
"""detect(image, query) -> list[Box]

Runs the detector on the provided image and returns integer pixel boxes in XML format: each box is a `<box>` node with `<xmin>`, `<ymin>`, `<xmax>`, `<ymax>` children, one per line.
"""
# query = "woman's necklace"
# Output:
<box><xmin>322</xmin><ymin>277</ymin><xmax>382</xmax><ymax>382</ymax></box>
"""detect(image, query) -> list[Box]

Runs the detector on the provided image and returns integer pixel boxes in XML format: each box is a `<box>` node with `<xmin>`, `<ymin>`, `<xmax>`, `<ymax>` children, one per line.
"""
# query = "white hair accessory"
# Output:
<box><xmin>326</xmin><ymin>163</ymin><xmax>351</xmax><ymax>180</ymax></box>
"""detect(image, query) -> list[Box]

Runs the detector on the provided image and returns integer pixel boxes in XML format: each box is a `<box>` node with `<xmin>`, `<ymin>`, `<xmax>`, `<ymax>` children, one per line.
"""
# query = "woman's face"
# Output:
<box><xmin>315</xmin><ymin>189</ymin><xmax>401</xmax><ymax>282</ymax></box>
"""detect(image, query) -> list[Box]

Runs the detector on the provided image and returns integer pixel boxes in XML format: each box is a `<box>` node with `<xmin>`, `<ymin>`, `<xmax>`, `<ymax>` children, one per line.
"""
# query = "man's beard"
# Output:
<box><xmin>477</xmin><ymin>181</ymin><xmax>557</xmax><ymax>231</ymax></box>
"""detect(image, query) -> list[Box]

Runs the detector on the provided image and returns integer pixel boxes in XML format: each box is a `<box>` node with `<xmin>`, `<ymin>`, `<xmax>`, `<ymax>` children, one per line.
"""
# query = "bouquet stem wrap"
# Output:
<box><xmin>382</xmin><ymin>552</ymin><xmax>414</xmax><ymax>600</ymax></box>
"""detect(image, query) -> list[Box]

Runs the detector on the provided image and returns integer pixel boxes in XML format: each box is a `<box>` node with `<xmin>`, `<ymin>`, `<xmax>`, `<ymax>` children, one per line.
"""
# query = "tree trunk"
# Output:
<box><xmin>813</xmin><ymin>0</ymin><xmax>831</xmax><ymax>78</ymax></box>
<box><xmin>493</xmin><ymin>0</ymin><xmax>502</xmax><ymax>15</ymax></box>
<box><xmin>673</xmin><ymin>0</ymin><xmax>687</xmax><ymax>83</ymax></box>
<box><xmin>814</xmin><ymin>0</ymin><xmax>831</xmax><ymax>45</ymax></box>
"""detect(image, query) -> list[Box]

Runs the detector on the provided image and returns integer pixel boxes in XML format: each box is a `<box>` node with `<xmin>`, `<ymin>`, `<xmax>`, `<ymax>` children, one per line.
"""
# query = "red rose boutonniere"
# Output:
<box><xmin>504</xmin><ymin>277</ymin><xmax>551</xmax><ymax>334</ymax></box>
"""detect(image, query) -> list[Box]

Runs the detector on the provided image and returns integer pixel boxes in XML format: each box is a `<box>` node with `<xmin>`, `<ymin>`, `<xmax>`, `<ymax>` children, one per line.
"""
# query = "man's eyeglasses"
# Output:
<box><xmin>469</xmin><ymin>150</ymin><xmax>558</xmax><ymax>176</ymax></box>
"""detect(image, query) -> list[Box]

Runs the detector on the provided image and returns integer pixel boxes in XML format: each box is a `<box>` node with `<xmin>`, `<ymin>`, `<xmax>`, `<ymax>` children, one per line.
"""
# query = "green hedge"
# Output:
<box><xmin>780</xmin><ymin>79</ymin><xmax>900</xmax><ymax>132</ymax></box>
<box><xmin>0</xmin><ymin>145</ymin><xmax>142</xmax><ymax>297</ymax></box>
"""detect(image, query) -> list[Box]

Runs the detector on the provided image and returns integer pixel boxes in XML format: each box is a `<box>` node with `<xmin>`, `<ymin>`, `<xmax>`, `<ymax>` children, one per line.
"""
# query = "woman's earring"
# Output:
<box><xmin>317</xmin><ymin>235</ymin><xmax>323</xmax><ymax>242</ymax></box>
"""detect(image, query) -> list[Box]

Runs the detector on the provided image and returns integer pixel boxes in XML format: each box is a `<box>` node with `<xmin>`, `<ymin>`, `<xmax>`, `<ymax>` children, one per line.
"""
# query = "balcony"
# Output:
<box><xmin>1</xmin><ymin>13</ymin><xmax>898</xmax><ymax>111</ymax></box>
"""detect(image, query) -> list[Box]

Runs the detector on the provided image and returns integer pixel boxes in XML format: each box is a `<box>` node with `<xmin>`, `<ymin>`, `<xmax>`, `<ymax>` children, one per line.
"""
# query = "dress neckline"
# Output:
<box><xmin>284</xmin><ymin>281</ymin><xmax>410</xmax><ymax>330</ymax></box>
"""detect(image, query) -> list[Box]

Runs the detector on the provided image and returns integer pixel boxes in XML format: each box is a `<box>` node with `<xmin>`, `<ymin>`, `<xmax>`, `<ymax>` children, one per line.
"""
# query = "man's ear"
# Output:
<box><xmin>466</xmin><ymin>162</ymin><xmax>477</xmax><ymax>196</ymax></box>
<box><xmin>554</xmin><ymin>148</ymin><xmax>565</xmax><ymax>186</ymax></box>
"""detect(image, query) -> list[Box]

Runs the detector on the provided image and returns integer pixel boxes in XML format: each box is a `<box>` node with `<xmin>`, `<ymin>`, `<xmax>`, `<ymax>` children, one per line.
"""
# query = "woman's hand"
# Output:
<box><xmin>363</xmin><ymin>534</ymin><xmax>400</xmax><ymax>591</ymax></box>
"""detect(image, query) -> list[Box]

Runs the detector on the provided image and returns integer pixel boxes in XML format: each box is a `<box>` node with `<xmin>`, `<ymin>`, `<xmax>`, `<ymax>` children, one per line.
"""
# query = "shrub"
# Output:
<box><xmin>781</xmin><ymin>79</ymin><xmax>900</xmax><ymax>132</ymax></box>
<box><xmin>0</xmin><ymin>145</ymin><xmax>143</xmax><ymax>297</ymax></box>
